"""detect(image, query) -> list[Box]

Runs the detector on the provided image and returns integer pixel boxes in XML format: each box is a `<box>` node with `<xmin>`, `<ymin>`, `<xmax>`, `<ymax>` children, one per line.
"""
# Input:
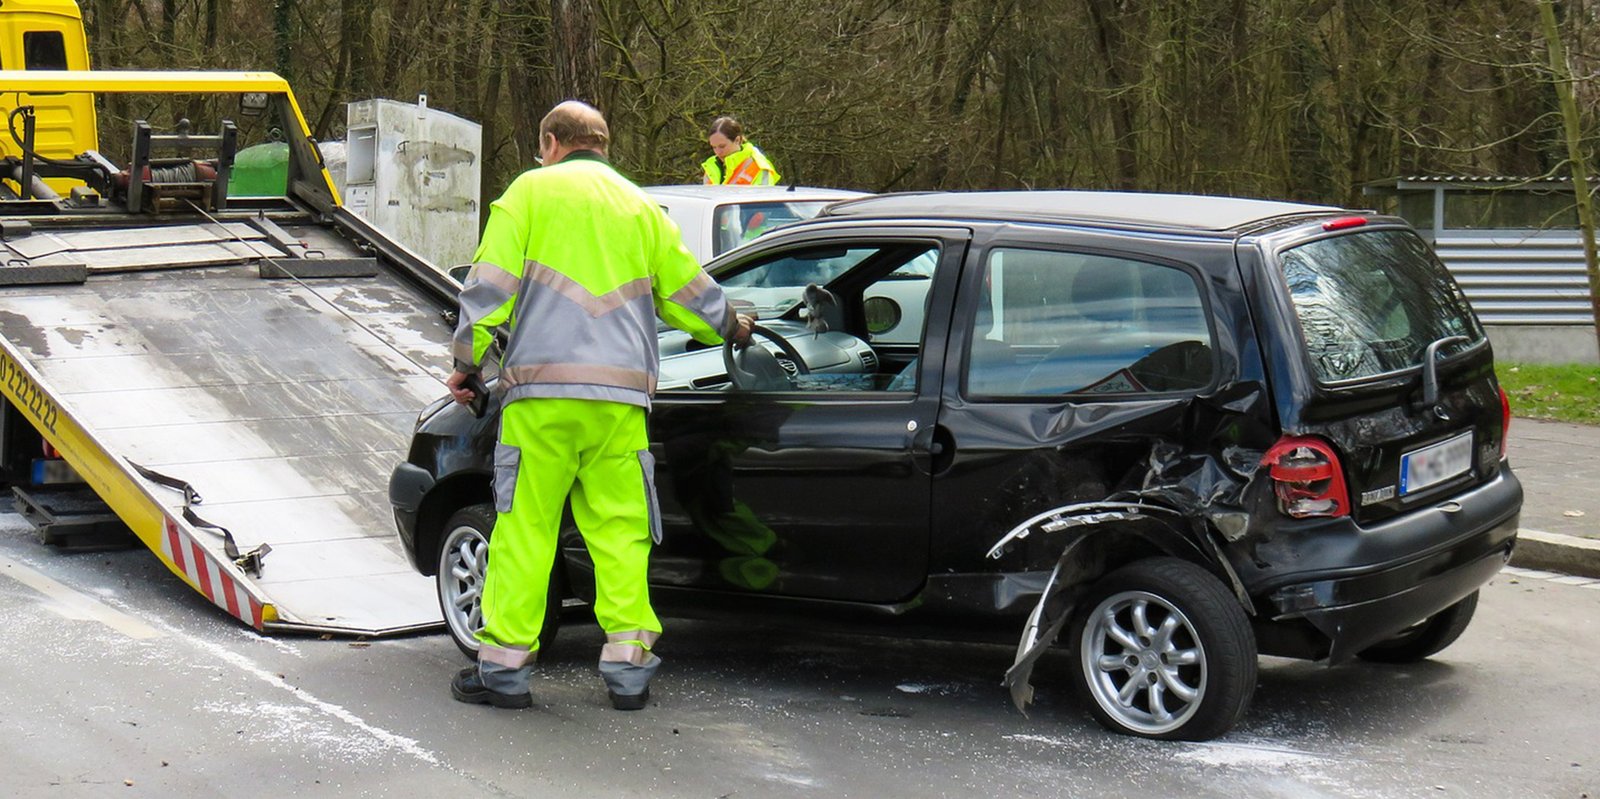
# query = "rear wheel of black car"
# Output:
<box><xmin>1356</xmin><ymin>590</ymin><xmax>1479</xmax><ymax>664</ymax></box>
<box><xmin>1071</xmin><ymin>558</ymin><xmax>1256</xmax><ymax>741</ymax></box>
<box><xmin>437</xmin><ymin>504</ymin><xmax>561</xmax><ymax>660</ymax></box>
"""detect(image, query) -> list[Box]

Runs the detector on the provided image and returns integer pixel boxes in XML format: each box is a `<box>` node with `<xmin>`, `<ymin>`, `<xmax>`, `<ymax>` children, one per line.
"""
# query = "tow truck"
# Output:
<box><xmin>1</xmin><ymin>70</ymin><xmax>459</xmax><ymax>636</ymax></box>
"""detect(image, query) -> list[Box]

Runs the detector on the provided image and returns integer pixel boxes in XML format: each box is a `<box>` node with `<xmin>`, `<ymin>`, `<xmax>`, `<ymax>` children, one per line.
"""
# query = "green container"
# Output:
<box><xmin>228</xmin><ymin>141</ymin><xmax>289</xmax><ymax>197</ymax></box>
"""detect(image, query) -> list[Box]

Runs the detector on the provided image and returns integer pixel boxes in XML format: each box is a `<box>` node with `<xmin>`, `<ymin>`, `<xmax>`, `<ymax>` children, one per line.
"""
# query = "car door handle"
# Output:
<box><xmin>910</xmin><ymin>423</ymin><xmax>953</xmax><ymax>475</ymax></box>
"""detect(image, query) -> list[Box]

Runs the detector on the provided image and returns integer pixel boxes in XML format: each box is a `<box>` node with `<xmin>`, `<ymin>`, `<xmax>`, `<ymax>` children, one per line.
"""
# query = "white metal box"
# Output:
<box><xmin>345</xmin><ymin>96</ymin><xmax>481</xmax><ymax>271</ymax></box>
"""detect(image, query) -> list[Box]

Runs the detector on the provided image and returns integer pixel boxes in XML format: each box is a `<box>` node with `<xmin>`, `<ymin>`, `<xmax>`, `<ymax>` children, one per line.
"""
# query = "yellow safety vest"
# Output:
<box><xmin>701</xmin><ymin>143</ymin><xmax>780</xmax><ymax>186</ymax></box>
<box><xmin>453</xmin><ymin>151</ymin><xmax>736</xmax><ymax>408</ymax></box>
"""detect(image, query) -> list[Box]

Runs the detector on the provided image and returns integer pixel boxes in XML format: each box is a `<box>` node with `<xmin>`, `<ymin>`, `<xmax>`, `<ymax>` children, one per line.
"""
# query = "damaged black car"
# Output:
<box><xmin>389</xmin><ymin>191</ymin><xmax>1520</xmax><ymax>741</ymax></box>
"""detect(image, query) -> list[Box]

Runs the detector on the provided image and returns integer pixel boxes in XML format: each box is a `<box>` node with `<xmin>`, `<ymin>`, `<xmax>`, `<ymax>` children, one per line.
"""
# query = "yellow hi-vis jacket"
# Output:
<box><xmin>453</xmin><ymin>151</ymin><xmax>737</xmax><ymax>408</ymax></box>
<box><xmin>701</xmin><ymin>142</ymin><xmax>780</xmax><ymax>186</ymax></box>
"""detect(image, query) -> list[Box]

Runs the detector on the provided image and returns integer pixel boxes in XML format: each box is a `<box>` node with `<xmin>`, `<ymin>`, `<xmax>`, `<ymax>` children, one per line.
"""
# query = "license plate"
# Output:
<box><xmin>1399</xmin><ymin>431</ymin><xmax>1474</xmax><ymax>496</ymax></box>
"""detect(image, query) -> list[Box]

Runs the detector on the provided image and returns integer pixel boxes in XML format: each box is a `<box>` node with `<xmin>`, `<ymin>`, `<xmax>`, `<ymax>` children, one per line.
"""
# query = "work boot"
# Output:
<box><xmin>450</xmin><ymin>666</ymin><xmax>533</xmax><ymax>709</ymax></box>
<box><xmin>600</xmin><ymin>655</ymin><xmax>659</xmax><ymax>711</ymax></box>
<box><xmin>608</xmin><ymin>687</ymin><xmax>650</xmax><ymax>711</ymax></box>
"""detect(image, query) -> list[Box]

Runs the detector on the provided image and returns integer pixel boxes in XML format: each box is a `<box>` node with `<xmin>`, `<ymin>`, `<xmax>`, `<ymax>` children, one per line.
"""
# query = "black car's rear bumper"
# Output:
<box><xmin>1259</xmin><ymin>467</ymin><xmax>1520</xmax><ymax>662</ymax></box>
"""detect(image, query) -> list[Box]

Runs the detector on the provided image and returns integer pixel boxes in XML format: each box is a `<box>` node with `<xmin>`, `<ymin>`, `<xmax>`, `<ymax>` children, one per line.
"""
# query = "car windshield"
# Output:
<box><xmin>1278</xmin><ymin>229</ymin><xmax>1484</xmax><ymax>383</ymax></box>
<box><xmin>711</xmin><ymin>200</ymin><xmax>832</xmax><ymax>257</ymax></box>
<box><xmin>716</xmin><ymin>246</ymin><xmax>885</xmax><ymax>318</ymax></box>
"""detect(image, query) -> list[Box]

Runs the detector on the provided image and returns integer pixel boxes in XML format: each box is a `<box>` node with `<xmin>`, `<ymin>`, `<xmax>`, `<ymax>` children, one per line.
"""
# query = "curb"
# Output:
<box><xmin>1511</xmin><ymin>528</ymin><xmax>1600</xmax><ymax>580</ymax></box>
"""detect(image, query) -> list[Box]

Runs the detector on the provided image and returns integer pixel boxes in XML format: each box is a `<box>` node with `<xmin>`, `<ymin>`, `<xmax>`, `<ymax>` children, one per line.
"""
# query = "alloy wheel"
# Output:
<box><xmin>438</xmin><ymin>523</ymin><xmax>487</xmax><ymax>654</ymax></box>
<box><xmin>1080</xmin><ymin>589</ymin><xmax>1206</xmax><ymax>736</ymax></box>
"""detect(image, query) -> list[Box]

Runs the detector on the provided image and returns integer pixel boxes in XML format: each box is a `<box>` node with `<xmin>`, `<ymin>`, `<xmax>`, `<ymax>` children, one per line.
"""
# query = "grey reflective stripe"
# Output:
<box><xmin>471</xmin><ymin>261</ymin><xmax>521</xmax><ymax>295</ymax></box>
<box><xmin>637</xmin><ymin>449</ymin><xmax>662</xmax><ymax>545</ymax></box>
<box><xmin>599</xmin><ymin>657</ymin><xmax>659</xmax><ymax>696</ymax></box>
<box><xmin>450</xmin><ymin>338</ymin><xmax>476</xmax><ymax>369</ymax></box>
<box><xmin>526</xmin><ymin>261</ymin><xmax>653</xmax><ymax>318</ymax></box>
<box><xmin>492</xmin><ymin>443</ymin><xmax>519</xmax><ymax>514</ymax></box>
<box><xmin>503</xmin><ymin>363</ymin><xmax>656</xmax><ymax>393</ymax></box>
<box><xmin>479</xmin><ymin>642</ymin><xmax>535</xmax><ymax>669</ymax></box>
<box><xmin>453</xmin><ymin>260</ymin><xmax>521</xmax><ymax>365</ymax></box>
<box><xmin>667</xmin><ymin>271</ymin><xmax>735</xmax><ymax>338</ymax></box>
<box><xmin>600</xmin><ymin>629</ymin><xmax>660</xmax><ymax>665</ymax></box>
<box><xmin>495</xmin><ymin>279</ymin><xmax>662</xmax><ymax>403</ymax></box>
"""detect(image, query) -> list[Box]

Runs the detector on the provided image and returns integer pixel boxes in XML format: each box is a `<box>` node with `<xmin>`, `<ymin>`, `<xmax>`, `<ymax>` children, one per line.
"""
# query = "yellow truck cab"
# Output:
<box><xmin>0</xmin><ymin>0</ymin><xmax>96</xmax><ymax>195</ymax></box>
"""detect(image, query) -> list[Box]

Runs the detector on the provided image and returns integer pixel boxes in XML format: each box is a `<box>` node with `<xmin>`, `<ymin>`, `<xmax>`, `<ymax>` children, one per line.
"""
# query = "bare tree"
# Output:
<box><xmin>1539</xmin><ymin>0</ymin><xmax>1600</xmax><ymax>353</ymax></box>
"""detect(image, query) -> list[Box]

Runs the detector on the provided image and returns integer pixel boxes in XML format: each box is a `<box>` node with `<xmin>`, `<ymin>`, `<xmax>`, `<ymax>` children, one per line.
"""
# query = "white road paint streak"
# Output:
<box><xmin>0</xmin><ymin>554</ymin><xmax>163</xmax><ymax>640</ymax></box>
<box><xmin>165</xmin><ymin>624</ymin><xmax>441</xmax><ymax>766</ymax></box>
<box><xmin>32</xmin><ymin>562</ymin><xmax>438</xmax><ymax>767</ymax></box>
<box><xmin>1171</xmin><ymin>740</ymin><xmax>1329</xmax><ymax>769</ymax></box>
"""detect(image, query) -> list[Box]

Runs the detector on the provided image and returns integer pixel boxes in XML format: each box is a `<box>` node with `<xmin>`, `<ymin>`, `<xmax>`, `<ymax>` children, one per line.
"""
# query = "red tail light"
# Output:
<box><xmin>1499</xmin><ymin>386</ymin><xmax>1511</xmax><ymax>459</ymax></box>
<box><xmin>1262</xmin><ymin>435</ymin><xmax>1350</xmax><ymax>518</ymax></box>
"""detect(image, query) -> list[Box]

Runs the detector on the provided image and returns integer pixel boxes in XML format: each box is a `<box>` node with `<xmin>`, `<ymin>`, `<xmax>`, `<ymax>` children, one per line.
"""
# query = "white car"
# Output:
<box><xmin>448</xmin><ymin>185</ymin><xmax>863</xmax><ymax>283</ymax></box>
<box><xmin>644</xmin><ymin>185</ymin><xmax>866</xmax><ymax>263</ymax></box>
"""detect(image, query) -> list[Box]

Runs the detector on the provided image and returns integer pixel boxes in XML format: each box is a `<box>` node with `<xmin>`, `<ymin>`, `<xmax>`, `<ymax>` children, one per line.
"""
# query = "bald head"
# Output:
<box><xmin>540</xmin><ymin>101</ymin><xmax>609</xmax><ymax>153</ymax></box>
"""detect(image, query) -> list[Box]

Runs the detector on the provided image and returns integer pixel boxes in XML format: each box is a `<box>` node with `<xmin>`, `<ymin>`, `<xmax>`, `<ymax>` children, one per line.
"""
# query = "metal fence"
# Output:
<box><xmin>1431</xmin><ymin>233</ymin><xmax>1595</xmax><ymax>325</ymax></box>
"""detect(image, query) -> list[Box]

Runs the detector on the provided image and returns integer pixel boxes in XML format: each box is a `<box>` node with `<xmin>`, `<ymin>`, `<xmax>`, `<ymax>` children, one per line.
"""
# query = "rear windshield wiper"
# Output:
<box><xmin>1420</xmin><ymin>334</ymin><xmax>1469</xmax><ymax>417</ymax></box>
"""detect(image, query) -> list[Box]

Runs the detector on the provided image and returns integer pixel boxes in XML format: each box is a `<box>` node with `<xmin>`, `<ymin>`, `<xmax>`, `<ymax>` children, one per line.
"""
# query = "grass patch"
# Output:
<box><xmin>1497</xmin><ymin>362</ymin><xmax>1600</xmax><ymax>425</ymax></box>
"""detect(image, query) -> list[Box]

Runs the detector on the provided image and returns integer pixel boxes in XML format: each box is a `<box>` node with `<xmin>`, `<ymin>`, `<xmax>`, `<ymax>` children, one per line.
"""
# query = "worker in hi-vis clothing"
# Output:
<box><xmin>701</xmin><ymin>115</ymin><xmax>781</xmax><ymax>186</ymax></box>
<box><xmin>446</xmin><ymin>100</ymin><xmax>753</xmax><ymax>711</ymax></box>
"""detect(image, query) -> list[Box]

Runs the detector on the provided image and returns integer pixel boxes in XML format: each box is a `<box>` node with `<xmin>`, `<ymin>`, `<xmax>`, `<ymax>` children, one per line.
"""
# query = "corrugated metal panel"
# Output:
<box><xmin>1430</xmin><ymin>234</ymin><xmax>1596</xmax><ymax>325</ymax></box>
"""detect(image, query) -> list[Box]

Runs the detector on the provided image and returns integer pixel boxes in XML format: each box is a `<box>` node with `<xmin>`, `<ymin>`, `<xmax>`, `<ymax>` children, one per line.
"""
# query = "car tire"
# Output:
<box><xmin>1070</xmin><ymin>557</ymin><xmax>1257</xmax><ymax>741</ymax></box>
<box><xmin>1356</xmin><ymin>590</ymin><xmax>1478</xmax><ymax>664</ymax></box>
<box><xmin>437</xmin><ymin>503</ymin><xmax>562</xmax><ymax>661</ymax></box>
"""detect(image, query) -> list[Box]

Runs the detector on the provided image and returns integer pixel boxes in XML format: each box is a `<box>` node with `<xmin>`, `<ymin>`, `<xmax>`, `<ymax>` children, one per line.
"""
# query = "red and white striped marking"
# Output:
<box><xmin>160</xmin><ymin>517</ymin><xmax>265</xmax><ymax>629</ymax></box>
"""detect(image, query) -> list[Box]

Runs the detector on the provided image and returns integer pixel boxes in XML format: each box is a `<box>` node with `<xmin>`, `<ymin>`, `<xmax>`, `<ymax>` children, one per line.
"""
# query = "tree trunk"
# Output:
<box><xmin>342</xmin><ymin>0</ymin><xmax>371</xmax><ymax>100</ymax></box>
<box><xmin>1083</xmin><ymin>0</ymin><xmax>1138</xmax><ymax>189</ymax></box>
<box><xmin>551</xmin><ymin>0</ymin><xmax>600</xmax><ymax>103</ymax></box>
<box><xmin>380</xmin><ymin>0</ymin><xmax>421</xmax><ymax>90</ymax></box>
<box><xmin>1539</xmin><ymin>0</ymin><xmax>1600</xmax><ymax>355</ymax></box>
<box><xmin>274</xmin><ymin>0</ymin><xmax>294</xmax><ymax>79</ymax></box>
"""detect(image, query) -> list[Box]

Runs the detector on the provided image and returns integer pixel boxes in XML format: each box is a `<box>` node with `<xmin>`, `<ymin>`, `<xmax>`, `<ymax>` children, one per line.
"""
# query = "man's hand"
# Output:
<box><xmin>732</xmin><ymin>313</ymin><xmax>756</xmax><ymax>345</ymax></box>
<box><xmin>446</xmin><ymin>370</ymin><xmax>477</xmax><ymax>406</ymax></box>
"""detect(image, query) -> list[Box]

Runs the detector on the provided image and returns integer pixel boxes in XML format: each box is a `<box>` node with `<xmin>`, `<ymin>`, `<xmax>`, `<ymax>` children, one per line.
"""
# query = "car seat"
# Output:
<box><xmin>1020</xmin><ymin>263</ymin><xmax>1137</xmax><ymax>394</ymax></box>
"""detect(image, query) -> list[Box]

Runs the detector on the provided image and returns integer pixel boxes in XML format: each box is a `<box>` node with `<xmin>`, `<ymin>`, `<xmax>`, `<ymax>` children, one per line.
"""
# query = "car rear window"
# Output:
<box><xmin>1278</xmin><ymin>229</ymin><xmax>1484</xmax><ymax>383</ymax></box>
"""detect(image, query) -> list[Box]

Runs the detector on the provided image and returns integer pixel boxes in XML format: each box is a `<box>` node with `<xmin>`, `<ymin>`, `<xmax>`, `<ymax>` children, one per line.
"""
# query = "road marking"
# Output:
<box><xmin>0</xmin><ymin>554</ymin><xmax>163</xmax><ymax>639</ymax></box>
<box><xmin>1502</xmin><ymin>565</ymin><xmax>1600</xmax><ymax>590</ymax></box>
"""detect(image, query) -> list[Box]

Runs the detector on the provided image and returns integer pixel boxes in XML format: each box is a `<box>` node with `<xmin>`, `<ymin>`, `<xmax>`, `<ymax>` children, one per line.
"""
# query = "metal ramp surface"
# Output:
<box><xmin>0</xmin><ymin>250</ymin><xmax>453</xmax><ymax>635</ymax></box>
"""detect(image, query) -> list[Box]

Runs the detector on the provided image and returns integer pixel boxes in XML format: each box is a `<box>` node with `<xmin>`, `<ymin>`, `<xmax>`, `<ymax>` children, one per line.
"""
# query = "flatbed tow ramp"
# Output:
<box><xmin>0</xmin><ymin>71</ymin><xmax>461</xmax><ymax>636</ymax></box>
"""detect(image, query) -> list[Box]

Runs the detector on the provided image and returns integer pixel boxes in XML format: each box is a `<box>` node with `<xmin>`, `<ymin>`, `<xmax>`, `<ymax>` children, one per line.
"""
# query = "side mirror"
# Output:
<box><xmin>864</xmin><ymin>296</ymin><xmax>902</xmax><ymax>335</ymax></box>
<box><xmin>447</xmin><ymin>264</ymin><xmax>472</xmax><ymax>284</ymax></box>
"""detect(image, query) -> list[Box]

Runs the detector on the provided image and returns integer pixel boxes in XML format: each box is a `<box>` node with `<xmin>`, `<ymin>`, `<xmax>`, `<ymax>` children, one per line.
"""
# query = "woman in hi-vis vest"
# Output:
<box><xmin>701</xmin><ymin>116</ymin><xmax>781</xmax><ymax>186</ymax></box>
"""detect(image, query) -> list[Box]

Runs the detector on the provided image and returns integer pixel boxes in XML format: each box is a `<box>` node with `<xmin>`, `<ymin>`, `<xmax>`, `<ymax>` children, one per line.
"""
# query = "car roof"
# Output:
<box><xmin>643</xmin><ymin>185</ymin><xmax>867</xmax><ymax>203</ymax></box>
<box><xmin>822</xmin><ymin>190</ymin><xmax>1347</xmax><ymax>234</ymax></box>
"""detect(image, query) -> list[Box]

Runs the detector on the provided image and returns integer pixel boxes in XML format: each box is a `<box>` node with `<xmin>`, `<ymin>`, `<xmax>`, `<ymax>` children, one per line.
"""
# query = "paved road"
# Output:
<box><xmin>1</xmin><ymin>513</ymin><xmax>1596</xmax><ymax>798</ymax></box>
<box><xmin>1507</xmin><ymin>417</ymin><xmax>1600</xmax><ymax>540</ymax></box>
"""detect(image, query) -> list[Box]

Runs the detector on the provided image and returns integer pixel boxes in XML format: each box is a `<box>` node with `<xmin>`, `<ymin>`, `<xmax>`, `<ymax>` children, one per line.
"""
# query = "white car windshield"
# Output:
<box><xmin>711</xmin><ymin>201</ymin><xmax>832</xmax><ymax>257</ymax></box>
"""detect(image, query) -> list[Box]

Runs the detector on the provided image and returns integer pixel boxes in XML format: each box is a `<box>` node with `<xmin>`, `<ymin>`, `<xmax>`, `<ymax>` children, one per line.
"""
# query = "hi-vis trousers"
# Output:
<box><xmin>476</xmin><ymin>398</ymin><xmax>662</xmax><ymax>697</ymax></box>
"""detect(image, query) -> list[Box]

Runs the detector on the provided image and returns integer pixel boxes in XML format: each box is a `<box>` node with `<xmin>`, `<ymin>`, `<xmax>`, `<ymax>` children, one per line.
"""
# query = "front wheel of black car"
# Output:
<box><xmin>1356</xmin><ymin>590</ymin><xmax>1479</xmax><ymax>664</ymax></box>
<box><xmin>1071</xmin><ymin>558</ymin><xmax>1257</xmax><ymax>741</ymax></box>
<box><xmin>436</xmin><ymin>504</ymin><xmax>561</xmax><ymax>660</ymax></box>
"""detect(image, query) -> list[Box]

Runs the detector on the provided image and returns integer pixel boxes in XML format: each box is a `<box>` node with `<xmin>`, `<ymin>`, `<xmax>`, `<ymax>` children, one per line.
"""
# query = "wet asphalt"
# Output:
<box><xmin>0</xmin><ymin>510</ymin><xmax>1596</xmax><ymax>798</ymax></box>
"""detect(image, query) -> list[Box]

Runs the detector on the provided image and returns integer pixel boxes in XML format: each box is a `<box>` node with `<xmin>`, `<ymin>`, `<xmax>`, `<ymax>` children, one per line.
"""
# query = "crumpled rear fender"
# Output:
<box><xmin>986</xmin><ymin>501</ymin><xmax>1252</xmax><ymax>713</ymax></box>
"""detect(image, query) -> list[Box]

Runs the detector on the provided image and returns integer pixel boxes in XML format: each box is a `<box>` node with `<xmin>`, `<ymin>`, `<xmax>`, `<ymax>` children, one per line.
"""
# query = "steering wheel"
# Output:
<box><xmin>723</xmin><ymin>325</ymin><xmax>811</xmax><ymax>390</ymax></box>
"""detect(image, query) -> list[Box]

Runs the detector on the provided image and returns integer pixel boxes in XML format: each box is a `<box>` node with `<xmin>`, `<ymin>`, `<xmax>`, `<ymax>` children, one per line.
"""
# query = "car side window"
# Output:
<box><xmin>965</xmin><ymin>247</ymin><xmax>1214</xmax><ymax>397</ymax></box>
<box><xmin>658</xmin><ymin>242</ymin><xmax>940</xmax><ymax>394</ymax></box>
